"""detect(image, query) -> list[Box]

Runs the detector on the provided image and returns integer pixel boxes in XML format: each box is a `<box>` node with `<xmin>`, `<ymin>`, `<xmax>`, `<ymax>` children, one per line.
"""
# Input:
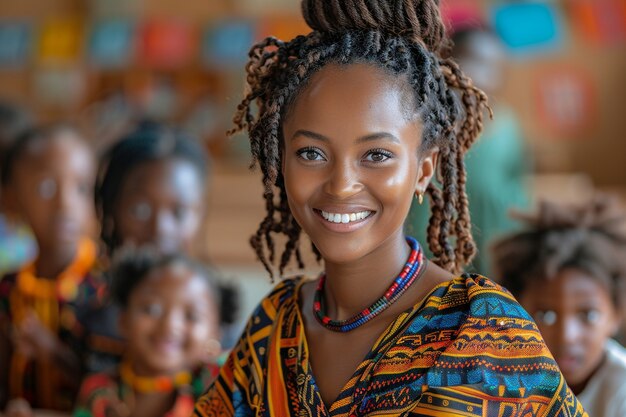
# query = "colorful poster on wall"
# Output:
<box><xmin>440</xmin><ymin>0</ymin><xmax>486</xmax><ymax>33</ymax></box>
<box><xmin>89</xmin><ymin>20</ymin><xmax>135</xmax><ymax>69</ymax></box>
<box><xmin>491</xmin><ymin>2</ymin><xmax>563</xmax><ymax>57</ymax></box>
<box><xmin>569</xmin><ymin>0</ymin><xmax>626</xmax><ymax>44</ymax></box>
<box><xmin>0</xmin><ymin>22</ymin><xmax>30</xmax><ymax>67</ymax></box>
<box><xmin>138</xmin><ymin>19</ymin><xmax>196</xmax><ymax>69</ymax></box>
<box><xmin>203</xmin><ymin>20</ymin><xmax>254</xmax><ymax>68</ymax></box>
<box><xmin>534</xmin><ymin>66</ymin><xmax>595</xmax><ymax>136</ymax></box>
<box><xmin>38</xmin><ymin>17</ymin><xmax>83</xmax><ymax>65</ymax></box>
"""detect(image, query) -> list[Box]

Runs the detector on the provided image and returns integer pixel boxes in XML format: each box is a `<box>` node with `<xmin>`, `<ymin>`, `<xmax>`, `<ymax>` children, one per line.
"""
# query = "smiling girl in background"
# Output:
<box><xmin>74</xmin><ymin>248</ymin><xmax>222</xmax><ymax>417</ymax></box>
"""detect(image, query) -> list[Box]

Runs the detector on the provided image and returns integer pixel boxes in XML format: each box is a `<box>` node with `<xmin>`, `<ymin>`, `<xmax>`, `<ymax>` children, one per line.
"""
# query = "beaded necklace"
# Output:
<box><xmin>119</xmin><ymin>361</ymin><xmax>192</xmax><ymax>394</ymax></box>
<box><xmin>313</xmin><ymin>236</ymin><xmax>427</xmax><ymax>332</ymax></box>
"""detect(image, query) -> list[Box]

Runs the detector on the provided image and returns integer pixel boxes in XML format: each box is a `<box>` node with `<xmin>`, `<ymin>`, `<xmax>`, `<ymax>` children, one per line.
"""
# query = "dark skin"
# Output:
<box><xmin>112</xmin><ymin>158</ymin><xmax>205</xmax><ymax>255</ymax></box>
<box><xmin>0</xmin><ymin>131</ymin><xmax>95</xmax><ymax>414</ymax></box>
<box><xmin>115</xmin><ymin>266</ymin><xmax>219</xmax><ymax>417</ymax></box>
<box><xmin>282</xmin><ymin>64</ymin><xmax>454</xmax><ymax>407</ymax></box>
<box><xmin>519</xmin><ymin>268</ymin><xmax>621</xmax><ymax>395</ymax></box>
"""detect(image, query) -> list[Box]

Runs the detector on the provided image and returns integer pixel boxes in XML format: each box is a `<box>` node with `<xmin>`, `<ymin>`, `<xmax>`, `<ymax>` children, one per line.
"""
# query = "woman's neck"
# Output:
<box><xmin>322</xmin><ymin>234</ymin><xmax>411</xmax><ymax>321</ymax></box>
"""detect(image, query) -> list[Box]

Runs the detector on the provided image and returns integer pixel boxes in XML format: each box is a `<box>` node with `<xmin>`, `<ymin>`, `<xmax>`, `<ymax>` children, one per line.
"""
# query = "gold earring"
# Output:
<box><xmin>415</xmin><ymin>191</ymin><xmax>424</xmax><ymax>205</ymax></box>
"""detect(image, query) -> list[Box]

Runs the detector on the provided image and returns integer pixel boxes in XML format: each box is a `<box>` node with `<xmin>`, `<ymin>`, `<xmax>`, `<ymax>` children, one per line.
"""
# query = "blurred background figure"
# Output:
<box><xmin>0</xmin><ymin>124</ymin><xmax>99</xmax><ymax>415</ymax></box>
<box><xmin>83</xmin><ymin>121</ymin><xmax>238</xmax><ymax>376</ymax></box>
<box><xmin>406</xmin><ymin>22</ymin><xmax>530</xmax><ymax>276</ymax></box>
<box><xmin>74</xmin><ymin>248</ymin><xmax>223</xmax><ymax>417</ymax></box>
<box><xmin>493</xmin><ymin>195</ymin><xmax>626</xmax><ymax>416</ymax></box>
<box><xmin>96</xmin><ymin>121</ymin><xmax>208</xmax><ymax>258</ymax></box>
<box><xmin>0</xmin><ymin>100</ymin><xmax>37</xmax><ymax>276</ymax></box>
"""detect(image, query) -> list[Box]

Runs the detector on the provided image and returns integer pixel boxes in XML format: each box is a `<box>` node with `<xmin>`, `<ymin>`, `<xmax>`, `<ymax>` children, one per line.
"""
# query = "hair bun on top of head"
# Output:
<box><xmin>301</xmin><ymin>0</ymin><xmax>448</xmax><ymax>53</ymax></box>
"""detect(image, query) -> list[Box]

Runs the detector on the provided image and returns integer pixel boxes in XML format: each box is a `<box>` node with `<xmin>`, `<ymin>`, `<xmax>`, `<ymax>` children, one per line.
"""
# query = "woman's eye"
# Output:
<box><xmin>141</xmin><ymin>302</ymin><xmax>163</xmax><ymax>317</ymax></box>
<box><xmin>38</xmin><ymin>178</ymin><xmax>57</xmax><ymax>200</ymax></box>
<box><xmin>186</xmin><ymin>309</ymin><xmax>200</xmax><ymax>323</ymax></box>
<box><xmin>297</xmin><ymin>148</ymin><xmax>325</xmax><ymax>161</ymax></box>
<box><xmin>581</xmin><ymin>309</ymin><xmax>601</xmax><ymax>325</ymax></box>
<box><xmin>173</xmin><ymin>205</ymin><xmax>189</xmax><ymax>221</ymax></box>
<box><xmin>78</xmin><ymin>182</ymin><xmax>92</xmax><ymax>196</ymax></box>
<box><xmin>131</xmin><ymin>202</ymin><xmax>152</xmax><ymax>222</ymax></box>
<box><xmin>364</xmin><ymin>149</ymin><xmax>393</xmax><ymax>163</ymax></box>
<box><xmin>535</xmin><ymin>310</ymin><xmax>557</xmax><ymax>326</ymax></box>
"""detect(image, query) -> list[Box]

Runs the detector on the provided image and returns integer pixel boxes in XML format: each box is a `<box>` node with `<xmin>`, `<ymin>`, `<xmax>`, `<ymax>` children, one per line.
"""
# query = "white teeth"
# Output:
<box><xmin>320</xmin><ymin>210</ymin><xmax>371</xmax><ymax>224</ymax></box>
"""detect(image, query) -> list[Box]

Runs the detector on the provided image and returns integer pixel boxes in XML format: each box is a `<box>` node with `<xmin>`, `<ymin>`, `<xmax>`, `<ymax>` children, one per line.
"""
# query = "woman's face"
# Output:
<box><xmin>519</xmin><ymin>268</ymin><xmax>620</xmax><ymax>394</ymax></box>
<box><xmin>282</xmin><ymin>63</ymin><xmax>436</xmax><ymax>265</ymax></box>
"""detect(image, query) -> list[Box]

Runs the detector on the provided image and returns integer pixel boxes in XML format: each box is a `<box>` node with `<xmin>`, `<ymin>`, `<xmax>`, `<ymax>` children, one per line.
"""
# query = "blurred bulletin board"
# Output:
<box><xmin>442</xmin><ymin>0</ymin><xmax>626</xmax><ymax>187</ymax></box>
<box><xmin>0</xmin><ymin>0</ymin><xmax>623</xmax><ymax>185</ymax></box>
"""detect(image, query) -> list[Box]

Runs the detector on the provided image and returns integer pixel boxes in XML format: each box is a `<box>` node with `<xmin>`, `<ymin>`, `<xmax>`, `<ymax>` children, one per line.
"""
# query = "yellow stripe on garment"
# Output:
<box><xmin>267</xmin><ymin>307</ymin><xmax>290</xmax><ymax>416</ymax></box>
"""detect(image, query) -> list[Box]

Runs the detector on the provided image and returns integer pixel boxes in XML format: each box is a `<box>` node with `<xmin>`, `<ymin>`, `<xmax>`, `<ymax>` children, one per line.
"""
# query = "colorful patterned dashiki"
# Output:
<box><xmin>194</xmin><ymin>274</ymin><xmax>587</xmax><ymax>417</ymax></box>
<box><xmin>74</xmin><ymin>364</ymin><xmax>219</xmax><ymax>417</ymax></box>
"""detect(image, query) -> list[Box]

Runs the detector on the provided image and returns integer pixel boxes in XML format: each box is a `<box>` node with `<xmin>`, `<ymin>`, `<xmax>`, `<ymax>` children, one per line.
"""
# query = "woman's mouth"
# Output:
<box><xmin>319</xmin><ymin>210</ymin><xmax>372</xmax><ymax>224</ymax></box>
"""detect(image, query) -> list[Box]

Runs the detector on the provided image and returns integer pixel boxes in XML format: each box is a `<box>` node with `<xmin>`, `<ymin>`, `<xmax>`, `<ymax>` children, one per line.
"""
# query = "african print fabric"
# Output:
<box><xmin>194</xmin><ymin>274</ymin><xmax>587</xmax><ymax>417</ymax></box>
<box><xmin>74</xmin><ymin>364</ymin><xmax>219</xmax><ymax>417</ymax></box>
<box><xmin>0</xmin><ymin>238</ymin><xmax>104</xmax><ymax>410</ymax></box>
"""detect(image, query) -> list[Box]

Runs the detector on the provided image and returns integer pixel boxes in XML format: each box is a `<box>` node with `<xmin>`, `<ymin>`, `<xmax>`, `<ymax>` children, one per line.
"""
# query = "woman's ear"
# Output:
<box><xmin>415</xmin><ymin>147</ymin><xmax>439</xmax><ymax>194</ymax></box>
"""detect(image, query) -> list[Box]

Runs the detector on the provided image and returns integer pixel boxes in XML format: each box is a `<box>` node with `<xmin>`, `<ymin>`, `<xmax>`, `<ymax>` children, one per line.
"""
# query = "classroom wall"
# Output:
<box><xmin>0</xmin><ymin>0</ymin><xmax>624</xmax><ymax>268</ymax></box>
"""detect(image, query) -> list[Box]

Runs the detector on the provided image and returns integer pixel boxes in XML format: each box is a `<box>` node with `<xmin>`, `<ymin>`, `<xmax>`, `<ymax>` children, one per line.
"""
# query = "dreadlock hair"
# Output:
<box><xmin>492</xmin><ymin>195</ymin><xmax>626</xmax><ymax>310</ymax></box>
<box><xmin>109</xmin><ymin>246</ymin><xmax>238</xmax><ymax>325</ymax></box>
<box><xmin>230</xmin><ymin>0</ymin><xmax>490</xmax><ymax>278</ymax></box>
<box><xmin>96</xmin><ymin>121</ymin><xmax>208</xmax><ymax>254</ymax></box>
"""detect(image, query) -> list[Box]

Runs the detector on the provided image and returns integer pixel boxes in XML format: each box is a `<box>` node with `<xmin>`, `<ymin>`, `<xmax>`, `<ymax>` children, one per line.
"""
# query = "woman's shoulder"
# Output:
<box><xmin>241</xmin><ymin>276</ymin><xmax>307</xmax><ymax>335</ymax></box>
<box><xmin>452</xmin><ymin>273</ymin><xmax>534</xmax><ymax>321</ymax></box>
<box><xmin>430</xmin><ymin>274</ymin><xmax>546</xmax><ymax>353</ymax></box>
<box><xmin>251</xmin><ymin>276</ymin><xmax>306</xmax><ymax>313</ymax></box>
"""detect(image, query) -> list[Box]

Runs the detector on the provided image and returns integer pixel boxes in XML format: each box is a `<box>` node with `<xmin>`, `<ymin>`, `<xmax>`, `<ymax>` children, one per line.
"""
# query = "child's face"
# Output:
<box><xmin>282</xmin><ymin>63</ymin><xmax>436</xmax><ymax>264</ymax></box>
<box><xmin>114</xmin><ymin>159</ymin><xmax>204</xmax><ymax>255</ymax></box>
<box><xmin>120</xmin><ymin>264</ymin><xmax>219</xmax><ymax>375</ymax></box>
<box><xmin>519</xmin><ymin>268</ymin><xmax>620</xmax><ymax>392</ymax></box>
<box><xmin>7</xmin><ymin>132</ymin><xmax>95</xmax><ymax>255</ymax></box>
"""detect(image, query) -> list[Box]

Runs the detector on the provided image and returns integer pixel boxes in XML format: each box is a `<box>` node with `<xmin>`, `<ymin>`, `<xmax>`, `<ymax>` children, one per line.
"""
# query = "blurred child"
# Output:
<box><xmin>493</xmin><ymin>195</ymin><xmax>626</xmax><ymax>416</ymax></box>
<box><xmin>82</xmin><ymin>122</ymin><xmax>237</xmax><ymax>375</ymax></box>
<box><xmin>96</xmin><ymin>121</ymin><xmax>208</xmax><ymax>257</ymax></box>
<box><xmin>0</xmin><ymin>124</ymin><xmax>99</xmax><ymax>413</ymax></box>
<box><xmin>0</xmin><ymin>100</ymin><xmax>37</xmax><ymax>275</ymax></box>
<box><xmin>74</xmin><ymin>248</ymin><xmax>222</xmax><ymax>417</ymax></box>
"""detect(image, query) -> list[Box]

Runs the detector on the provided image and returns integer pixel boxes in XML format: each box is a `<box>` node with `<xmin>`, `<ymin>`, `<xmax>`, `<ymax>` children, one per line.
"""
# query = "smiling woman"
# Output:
<box><xmin>193</xmin><ymin>0</ymin><xmax>588</xmax><ymax>416</ymax></box>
